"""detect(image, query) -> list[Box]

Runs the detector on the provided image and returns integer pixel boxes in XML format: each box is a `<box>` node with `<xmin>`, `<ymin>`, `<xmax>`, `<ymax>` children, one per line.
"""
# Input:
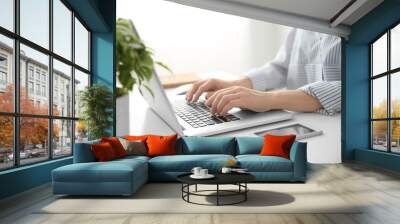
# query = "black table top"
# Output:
<box><xmin>177</xmin><ymin>172</ymin><xmax>255</xmax><ymax>185</ymax></box>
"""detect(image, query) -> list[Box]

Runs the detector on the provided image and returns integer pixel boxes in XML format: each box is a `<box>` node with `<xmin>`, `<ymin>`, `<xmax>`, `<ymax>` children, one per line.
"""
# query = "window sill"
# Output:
<box><xmin>0</xmin><ymin>156</ymin><xmax>72</xmax><ymax>176</ymax></box>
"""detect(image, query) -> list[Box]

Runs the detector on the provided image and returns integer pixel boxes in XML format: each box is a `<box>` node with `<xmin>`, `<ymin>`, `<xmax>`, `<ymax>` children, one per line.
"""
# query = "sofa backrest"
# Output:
<box><xmin>73</xmin><ymin>139</ymin><xmax>100</xmax><ymax>163</ymax></box>
<box><xmin>235</xmin><ymin>136</ymin><xmax>263</xmax><ymax>155</ymax></box>
<box><xmin>177</xmin><ymin>137</ymin><xmax>236</xmax><ymax>155</ymax></box>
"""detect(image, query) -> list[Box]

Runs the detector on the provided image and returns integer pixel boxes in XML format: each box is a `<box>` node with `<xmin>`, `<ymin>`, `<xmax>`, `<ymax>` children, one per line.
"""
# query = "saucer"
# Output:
<box><xmin>190</xmin><ymin>174</ymin><xmax>215</xmax><ymax>179</ymax></box>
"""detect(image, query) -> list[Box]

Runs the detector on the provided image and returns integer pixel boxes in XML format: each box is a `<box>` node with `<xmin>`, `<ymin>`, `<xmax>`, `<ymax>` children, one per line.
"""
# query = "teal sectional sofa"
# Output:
<box><xmin>52</xmin><ymin>136</ymin><xmax>307</xmax><ymax>196</ymax></box>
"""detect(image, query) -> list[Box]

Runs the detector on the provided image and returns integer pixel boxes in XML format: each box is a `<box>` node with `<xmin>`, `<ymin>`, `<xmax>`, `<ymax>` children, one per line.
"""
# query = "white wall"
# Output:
<box><xmin>116</xmin><ymin>0</ymin><xmax>290</xmax><ymax>135</ymax></box>
<box><xmin>117</xmin><ymin>0</ymin><xmax>290</xmax><ymax>76</ymax></box>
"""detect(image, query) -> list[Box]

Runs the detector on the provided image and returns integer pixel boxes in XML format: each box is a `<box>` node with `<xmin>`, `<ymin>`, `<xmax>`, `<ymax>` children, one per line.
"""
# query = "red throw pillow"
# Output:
<box><xmin>259</xmin><ymin>134</ymin><xmax>296</xmax><ymax>159</ymax></box>
<box><xmin>101</xmin><ymin>137</ymin><xmax>127</xmax><ymax>158</ymax></box>
<box><xmin>146</xmin><ymin>134</ymin><xmax>177</xmax><ymax>157</ymax></box>
<box><xmin>91</xmin><ymin>142</ymin><xmax>117</xmax><ymax>161</ymax></box>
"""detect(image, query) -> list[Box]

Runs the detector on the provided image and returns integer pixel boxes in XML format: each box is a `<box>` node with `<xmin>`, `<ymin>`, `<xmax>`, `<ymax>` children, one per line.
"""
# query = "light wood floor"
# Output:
<box><xmin>1</xmin><ymin>162</ymin><xmax>400</xmax><ymax>224</ymax></box>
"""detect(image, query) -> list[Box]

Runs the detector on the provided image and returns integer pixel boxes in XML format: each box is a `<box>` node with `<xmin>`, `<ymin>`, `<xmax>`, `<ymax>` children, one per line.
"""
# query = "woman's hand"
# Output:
<box><xmin>206</xmin><ymin>88</ymin><xmax>323</xmax><ymax>115</ymax></box>
<box><xmin>205</xmin><ymin>86</ymin><xmax>274</xmax><ymax>115</ymax></box>
<box><xmin>186</xmin><ymin>77</ymin><xmax>252</xmax><ymax>102</ymax></box>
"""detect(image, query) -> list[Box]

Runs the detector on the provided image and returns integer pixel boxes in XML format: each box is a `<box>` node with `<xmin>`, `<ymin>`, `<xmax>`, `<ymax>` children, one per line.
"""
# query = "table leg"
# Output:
<box><xmin>187</xmin><ymin>184</ymin><xmax>190</xmax><ymax>202</ymax></box>
<box><xmin>195</xmin><ymin>184</ymin><xmax>198</xmax><ymax>192</ymax></box>
<box><xmin>217</xmin><ymin>184</ymin><xmax>219</xmax><ymax>206</ymax></box>
<box><xmin>245</xmin><ymin>183</ymin><xmax>247</xmax><ymax>201</ymax></box>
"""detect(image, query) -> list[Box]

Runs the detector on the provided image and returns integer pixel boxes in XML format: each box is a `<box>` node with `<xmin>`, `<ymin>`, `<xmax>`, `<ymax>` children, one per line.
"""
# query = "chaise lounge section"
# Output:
<box><xmin>52</xmin><ymin>136</ymin><xmax>307</xmax><ymax>196</ymax></box>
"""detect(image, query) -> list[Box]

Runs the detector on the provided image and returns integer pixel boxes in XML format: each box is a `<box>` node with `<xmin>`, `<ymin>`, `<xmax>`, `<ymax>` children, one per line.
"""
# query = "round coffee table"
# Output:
<box><xmin>177</xmin><ymin>173</ymin><xmax>255</xmax><ymax>206</ymax></box>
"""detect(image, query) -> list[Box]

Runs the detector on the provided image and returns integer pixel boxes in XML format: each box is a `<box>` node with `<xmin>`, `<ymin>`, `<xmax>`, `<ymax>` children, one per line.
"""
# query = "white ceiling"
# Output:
<box><xmin>164</xmin><ymin>0</ymin><xmax>384</xmax><ymax>38</ymax></box>
<box><xmin>226</xmin><ymin>0</ymin><xmax>352</xmax><ymax>22</ymax></box>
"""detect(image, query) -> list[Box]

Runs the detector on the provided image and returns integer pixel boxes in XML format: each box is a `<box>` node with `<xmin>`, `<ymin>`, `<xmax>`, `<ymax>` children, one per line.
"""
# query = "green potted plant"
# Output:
<box><xmin>79</xmin><ymin>84</ymin><xmax>114</xmax><ymax>140</ymax></box>
<box><xmin>116</xmin><ymin>18</ymin><xmax>171</xmax><ymax>97</ymax></box>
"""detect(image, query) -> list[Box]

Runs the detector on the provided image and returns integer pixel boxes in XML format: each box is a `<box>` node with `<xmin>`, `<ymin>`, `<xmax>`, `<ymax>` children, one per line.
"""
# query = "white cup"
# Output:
<box><xmin>221</xmin><ymin>167</ymin><xmax>232</xmax><ymax>174</ymax></box>
<box><xmin>191</xmin><ymin>167</ymin><xmax>202</xmax><ymax>176</ymax></box>
<box><xmin>200</xmin><ymin>169</ymin><xmax>208</xmax><ymax>176</ymax></box>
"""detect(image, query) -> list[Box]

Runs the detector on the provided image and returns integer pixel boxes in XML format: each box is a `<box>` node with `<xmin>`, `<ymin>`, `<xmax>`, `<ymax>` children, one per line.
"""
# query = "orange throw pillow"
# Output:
<box><xmin>101</xmin><ymin>137</ymin><xmax>127</xmax><ymax>158</ymax></box>
<box><xmin>91</xmin><ymin>142</ymin><xmax>117</xmax><ymax>162</ymax></box>
<box><xmin>146</xmin><ymin>134</ymin><xmax>177</xmax><ymax>157</ymax></box>
<box><xmin>124</xmin><ymin>135</ymin><xmax>150</xmax><ymax>141</ymax></box>
<box><xmin>259</xmin><ymin>134</ymin><xmax>296</xmax><ymax>159</ymax></box>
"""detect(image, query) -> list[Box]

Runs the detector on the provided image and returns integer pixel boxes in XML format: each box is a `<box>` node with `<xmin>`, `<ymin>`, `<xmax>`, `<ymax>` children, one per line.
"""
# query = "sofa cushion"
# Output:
<box><xmin>260</xmin><ymin>134</ymin><xmax>296</xmax><ymax>159</ymax></box>
<box><xmin>236</xmin><ymin>155</ymin><xmax>293</xmax><ymax>172</ymax></box>
<box><xmin>101</xmin><ymin>137</ymin><xmax>127</xmax><ymax>158</ymax></box>
<box><xmin>149</xmin><ymin>154</ymin><xmax>235</xmax><ymax>172</ymax></box>
<box><xmin>177</xmin><ymin>137</ymin><xmax>235</xmax><ymax>155</ymax></box>
<box><xmin>119</xmin><ymin>138</ymin><xmax>147</xmax><ymax>156</ymax></box>
<box><xmin>147</xmin><ymin>134</ymin><xmax>178</xmax><ymax>157</ymax></box>
<box><xmin>53</xmin><ymin>158</ymin><xmax>147</xmax><ymax>183</ymax></box>
<box><xmin>91</xmin><ymin>142</ymin><xmax>118</xmax><ymax>161</ymax></box>
<box><xmin>235</xmin><ymin>137</ymin><xmax>263</xmax><ymax>155</ymax></box>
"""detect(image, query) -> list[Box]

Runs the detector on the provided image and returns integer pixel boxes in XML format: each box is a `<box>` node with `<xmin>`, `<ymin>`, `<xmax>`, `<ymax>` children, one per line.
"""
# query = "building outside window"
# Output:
<box><xmin>0</xmin><ymin>0</ymin><xmax>91</xmax><ymax>170</ymax></box>
<box><xmin>370</xmin><ymin>23</ymin><xmax>400</xmax><ymax>154</ymax></box>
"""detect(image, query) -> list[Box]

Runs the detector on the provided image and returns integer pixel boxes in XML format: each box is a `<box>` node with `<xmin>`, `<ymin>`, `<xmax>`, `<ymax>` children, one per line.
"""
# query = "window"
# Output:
<box><xmin>35</xmin><ymin>70</ymin><xmax>40</xmax><ymax>81</ymax></box>
<box><xmin>53</xmin><ymin>59</ymin><xmax>72</xmax><ymax>117</ymax></box>
<box><xmin>28</xmin><ymin>81</ymin><xmax>34</xmax><ymax>94</ymax></box>
<box><xmin>42</xmin><ymin>85</ymin><xmax>46</xmax><ymax>97</ymax></box>
<box><xmin>0</xmin><ymin>0</ymin><xmax>91</xmax><ymax>170</ymax></box>
<box><xmin>28</xmin><ymin>67</ymin><xmax>34</xmax><ymax>80</ymax></box>
<box><xmin>53</xmin><ymin>0</ymin><xmax>72</xmax><ymax>60</ymax></box>
<box><xmin>0</xmin><ymin>71</ymin><xmax>6</xmax><ymax>85</ymax></box>
<box><xmin>20</xmin><ymin>0</ymin><xmax>49</xmax><ymax>48</ymax></box>
<box><xmin>370</xmin><ymin>23</ymin><xmax>400</xmax><ymax>154</ymax></box>
<box><xmin>74</xmin><ymin>18</ymin><xmax>90</xmax><ymax>70</ymax></box>
<box><xmin>0</xmin><ymin>35</ymin><xmax>13</xmax><ymax>113</ymax></box>
<box><xmin>0</xmin><ymin>55</ymin><xmax>7</xmax><ymax>67</ymax></box>
<box><xmin>35</xmin><ymin>83</ymin><xmax>40</xmax><ymax>95</ymax></box>
<box><xmin>0</xmin><ymin>0</ymin><xmax>14</xmax><ymax>31</ymax></box>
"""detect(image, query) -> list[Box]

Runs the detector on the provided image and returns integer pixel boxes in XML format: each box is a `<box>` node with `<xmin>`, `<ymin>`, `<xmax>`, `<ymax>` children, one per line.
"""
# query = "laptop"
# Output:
<box><xmin>140</xmin><ymin>72</ymin><xmax>293</xmax><ymax>136</ymax></box>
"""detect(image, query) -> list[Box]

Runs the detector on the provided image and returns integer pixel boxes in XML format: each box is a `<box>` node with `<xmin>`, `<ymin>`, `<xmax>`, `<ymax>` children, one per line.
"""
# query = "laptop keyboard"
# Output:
<box><xmin>174</xmin><ymin>101</ymin><xmax>240</xmax><ymax>128</ymax></box>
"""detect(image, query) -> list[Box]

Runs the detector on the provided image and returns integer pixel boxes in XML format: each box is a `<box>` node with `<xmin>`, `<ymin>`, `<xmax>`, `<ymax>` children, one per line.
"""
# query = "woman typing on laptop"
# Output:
<box><xmin>186</xmin><ymin>28</ymin><xmax>341</xmax><ymax>116</ymax></box>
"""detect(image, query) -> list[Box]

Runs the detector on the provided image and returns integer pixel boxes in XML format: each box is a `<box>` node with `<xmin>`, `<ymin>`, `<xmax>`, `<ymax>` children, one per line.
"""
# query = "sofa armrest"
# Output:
<box><xmin>73</xmin><ymin>140</ymin><xmax>100</xmax><ymax>163</ymax></box>
<box><xmin>289</xmin><ymin>141</ymin><xmax>307</xmax><ymax>181</ymax></box>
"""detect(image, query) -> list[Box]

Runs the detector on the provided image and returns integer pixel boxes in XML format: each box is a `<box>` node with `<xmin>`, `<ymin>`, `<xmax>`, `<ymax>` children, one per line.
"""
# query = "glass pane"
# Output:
<box><xmin>53</xmin><ymin>0</ymin><xmax>72</xmax><ymax>60</ymax></box>
<box><xmin>372</xmin><ymin>77</ymin><xmax>387</xmax><ymax>119</ymax></box>
<box><xmin>391</xmin><ymin>120</ymin><xmax>400</xmax><ymax>153</ymax></box>
<box><xmin>20</xmin><ymin>117</ymin><xmax>49</xmax><ymax>165</ymax></box>
<box><xmin>0</xmin><ymin>0</ymin><xmax>14</xmax><ymax>31</ymax></box>
<box><xmin>0</xmin><ymin>34</ymin><xmax>14</xmax><ymax>112</ymax></box>
<box><xmin>74</xmin><ymin>18</ymin><xmax>89</xmax><ymax>70</ymax></box>
<box><xmin>372</xmin><ymin>121</ymin><xmax>388</xmax><ymax>151</ymax></box>
<box><xmin>53</xmin><ymin>119</ymin><xmax>72</xmax><ymax>157</ymax></box>
<box><xmin>0</xmin><ymin>116</ymin><xmax>14</xmax><ymax>170</ymax></box>
<box><xmin>53</xmin><ymin>59</ymin><xmax>72</xmax><ymax>117</ymax></box>
<box><xmin>74</xmin><ymin>69</ymin><xmax>89</xmax><ymax>118</ymax></box>
<box><xmin>75</xmin><ymin>120</ymin><xmax>88</xmax><ymax>143</ymax></box>
<box><xmin>391</xmin><ymin>72</ymin><xmax>400</xmax><ymax>118</ymax></box>
<box><xmin>20</xmin><ymin>44</ymin><xmax>49</xmax><ymax>115</ymax></box>
<box><xmin>391</xmin><ymin>24</ymin><xmax>400</xmax><ymax>70</ymax></box>
<box><xmin>372</xmin><ymin>33</ymin><xmax>387</xmax><ymax>76</ymax></box>
<box><xmin>20</xmin><ymin>0</ymin><xmax>49</xmax><ymax>49</ymax></box>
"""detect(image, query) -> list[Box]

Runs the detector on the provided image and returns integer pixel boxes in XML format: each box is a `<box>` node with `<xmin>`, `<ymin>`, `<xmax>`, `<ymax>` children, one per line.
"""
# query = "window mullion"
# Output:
<box><xmin>48</xmin><ymin>0</ymin><xmax>54</xmax><ymax>160</ymax></box>
<box><xmin>71</xmin><ymin>10</ymin><xmax>76</xmax><ymax>155</ymax></box>
<box><xmin>13</xmin><ymin>0</ymin><xmax>20</xmax><ymax>167</ymax></box>
<box><xmin>388</xmin><ymin>30</ymin><xmax>391</xmax><ymax>152</ymax></box>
